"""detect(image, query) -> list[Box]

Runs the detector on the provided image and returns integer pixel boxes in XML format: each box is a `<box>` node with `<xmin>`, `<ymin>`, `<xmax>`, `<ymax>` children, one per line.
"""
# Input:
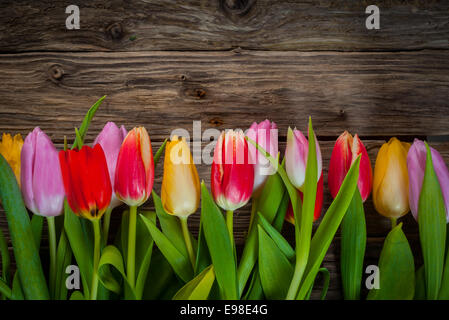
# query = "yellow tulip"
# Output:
<box><xmin>161</xmin><ymin>136</ymin><xmax>200</xmax><ymax>218</ymax></box>
<box><xmin>0</xmin><ymin>133</ymin><xmax>24</xmax><ymax>186</ymax></box>
<box><xmin>373</xmin><ymin>137</ymin><xmax>410</xmax><ymax>219</ymax></box>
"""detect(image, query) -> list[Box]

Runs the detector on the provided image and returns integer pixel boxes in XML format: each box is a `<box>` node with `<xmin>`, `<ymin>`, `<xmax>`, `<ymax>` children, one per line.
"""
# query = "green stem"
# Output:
<box><xmin>127</xmin><ymin>206</ymin><xmax>137</xmax><ymax>289</ymax></box>
<box><xmin>90</xmin><ymin>219</ymin><xmax>101</xmax><ymax>300</ymax></box>
<box><xmin>180</xmin><ymin>217</ymin><xmax>196</xmax><ymax>268</ymax></box>
<box><xmin>391</xmin><ymin>218</ymin><xmax>397</xmax><ymax>229</ymax></box>
<box><xmin>286</xmin><ymin>259</ymin><xmax>307</xmax><ymax>300</ymax></box>
<box><xmin>226</xmin><ymin>210</ymin><xmax>234</xmax><ymax>246</ymax></box>
<box><xmin>102</xmin><ymin>207</ymin><xmax>113</xmax><ymax>247</ymax></box>
<box><xmin>47</xmin><ymin>216</ymin><xmax>57</xmax><ymax>299</ymax></box>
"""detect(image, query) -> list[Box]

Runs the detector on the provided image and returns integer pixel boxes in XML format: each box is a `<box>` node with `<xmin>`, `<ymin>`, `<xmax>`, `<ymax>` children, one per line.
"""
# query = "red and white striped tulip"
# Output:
<box><xmin>115</xmin><ymin>127</ymin><xmax>154</xmax><ymax>207</ymax></box>
<box><xmin>211</xmin><ymin>130</ymin><xmax>254</xmax><ymax>211</ymax></box>
<box><xmin>328</xmin><ymin>131</ymin><xmax>373</xmax><ymax>202</ymax></box>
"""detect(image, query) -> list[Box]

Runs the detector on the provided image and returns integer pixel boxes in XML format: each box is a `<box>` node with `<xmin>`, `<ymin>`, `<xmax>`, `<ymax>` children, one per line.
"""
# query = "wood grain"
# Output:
<box><xmin>1</xmin><ymin>0</ymin><xmax>448</xmax><ymax>53</ymax></box>
<box><xmin>0</xmin><ymin>50</ymin><xmax>449</xmax><ymax>140</ymax></box>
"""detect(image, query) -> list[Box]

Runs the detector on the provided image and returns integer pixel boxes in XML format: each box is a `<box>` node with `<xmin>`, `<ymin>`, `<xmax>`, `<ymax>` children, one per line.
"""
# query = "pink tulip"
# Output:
<box><xmin>21</xmin><ymin>127</ymin><xmax>65</xmax><ymax>217</ymax></box>
<box><xmin>285</xmin><ymin>127</ymin><xmax>322</xmax><ymax>190</ymax></box>
<box><xmin>93</xmin><ymin>122</ymin><xmax>127</xmax><ymax>210</ymax></box>
<box><xmin>407</xmin><ymin>139</ymin><xmax>449</xmax><ymax>222</ymax></box>
<box><xmin>211</xmin><ymin>130</ymin><xmax>254</xmax><ymax>211</ymax></box>
<box><xmin>246</xmin><ymin>120</ymin><xmax>278</xmax><ymax>195</ymax></box>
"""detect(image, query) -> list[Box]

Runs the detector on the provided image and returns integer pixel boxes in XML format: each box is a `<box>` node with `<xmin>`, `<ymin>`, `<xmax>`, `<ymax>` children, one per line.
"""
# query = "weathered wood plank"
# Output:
<box><xmin>0</xmin><ymin>50</ymin><xmax>449</xmax><ymax>138</ymax></box>
<box><xmin>1</xmin><ymin>0</ymin><xmax>448</xmax><ymax>52</ymax></box>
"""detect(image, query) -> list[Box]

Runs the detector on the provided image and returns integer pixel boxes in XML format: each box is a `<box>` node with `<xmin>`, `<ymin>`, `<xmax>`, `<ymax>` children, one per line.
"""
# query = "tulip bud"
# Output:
<box><xmin>328</xmin><ymin>131</ymin><xmax>373</xmax><ymax>202</ymax></box>
<box><xmin>115</xmin><ymin>127</ymin><xmax>154</xmax><ymax>207</ymax></box>
<box><xmin>21</xmin><ymin>128</ymin><xmax>65</xmax><ymax>217</ymax></box>
<box><xmin>407</xmin><ymin>139</ymin><xmax>449</xmax><ymax>222</ymax></box>
<box><xmin>59</xmin><ymin>145</ymin><xmax>112</xmax><ymax>220</ymax></box>
<box><xmin>285</xmin><ymin>127</ymin><xmax>322</xmax><ymax>191</ymax></box>
<box><xmin>373</xmin><ymin>138</ymin><xmax>410</xmax><ymax>219</ymax></box>
<box><xmin>93</xmin><ymin>122</ymin><xmax>127</xmax><ymax>210</ymax></box>
<box><xmin>0</xmin><ymin>133</ymin><xmax>23</xmax><ymax>186</ymax></box>
<box><xmin>286</xmin><ymin>173</ymin><xmax>324</xmax><ymax>224</ymax></box>
<box><xmin>161</xmin><ymin>136</ymin><xmax>200</xmax><ymax>218</ymax></box>
<box><xmin>211</xmin><ymin>130</ymin><xmax>254</xmax><ymax>211</ymax></box>
<box><xmin>246</xmin><ymin>119</ymin><xmax>278</xmax><ymax>196</ymax></box>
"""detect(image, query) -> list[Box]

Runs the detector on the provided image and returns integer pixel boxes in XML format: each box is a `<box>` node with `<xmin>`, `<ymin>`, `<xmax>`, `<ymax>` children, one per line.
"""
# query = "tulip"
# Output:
<box><xmin>407</xmin><ymin>139</ymin><xmax>449</xmax><ymax>222</ymax></box>
<box><xmin>22</xmin><ymin>128</ymin><xmax>65</xmax><ymax>299</ymax></box>
<box><xmin>21</xmin><ymin>127</ymin><xmax>65</xmax><ymax>217</ymax></box>
<box><xmin>211</xmin><ymin>130</ymin><xmax>254</xmax><ymax>212</ymax></box>
<box><xmin>285</xmin><ymin>127</ymin><xmax>322</xmax><ymax>191</ymax></box>
<box><xmin>162</xmin><ymin>136</ymin><xmax>200</xmax><ymax>218</ymax></box>
<box><xmin>0</xmin><ymin>133</ymin><xmax>23</xmax><ymax>186</ymax></box>
<box><xmin>211</xmin><ymin>129</ymin><xmax>254</xmax><ymax>246</ymax></box>
<box><xmin>115</xmin><ymin>127</ymin><xmax>154</xmax><ymax>207</ymax></box>
<box><xmin>373</xmin><ymin>138</ymin><xmax>410</xmax><ymax>220</ymax></box>
<box><xmin>58</xmin><ymin>144</ymin><xmax>112</xmax><ymax>220</ymax></box>
<box><xmin>161</xmin><ymin>135</ymin><xmax>200</xmax><ymax>267</ymax></box>
<box><xmin>93</xmin><ymin>122</ymin><xmax>127</xmax><ymax>210</ymax></box>
<box><xmin>246</xmin><ymin>120</ymin><xmax>278</xmax><ymax>195</ymax></box>
<box><xmin>328</xmin><ymin>131</ymin><xmax>373</xmax><ymax>202</ymax></box>
<box><xmin>286</xmin><ymin>173</ymin><xmax>324</xmax><ymax>224</ymax></box>
<box><xmin>114</xmin><ymin>126</ymin><xmax>154</xmax><ymax>289</ymax></box>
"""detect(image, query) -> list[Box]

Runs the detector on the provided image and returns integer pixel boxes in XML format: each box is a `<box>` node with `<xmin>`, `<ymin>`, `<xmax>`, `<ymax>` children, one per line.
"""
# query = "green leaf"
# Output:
<box><xmin>272</xmin><ymin>189</ymin><xmax>290</xmax><ymax>232</ymax></box>
<box><xmin>237</xmin><ymin>168</ymin><xmax>285</xmax><ymax>297</ymax></box>
<box><xmin>0</xmin><ymin>154</ymin><xmax>49</xmax><ymax>299</ymax></box>
<box><xmin>135</xmin><ymin>211</ymin><xmax>156</xmax><ymax>299</ymax></box>
<box><xmin>415</xmin><ymin>265</ymin><xmax>426</xmax><ymax>300</ymax></box>
<box><xmin>296</xmin><ymin>156</ymin><xmax>360</xmax><ymax>300</ymax></box>
<box><xmin>367</xmin><ymin>223</ymin><xmax>415</xmax><ymax>300</ymax></box>
<box><xmin>340</xmin><ymin>189</ymin><xmax>366</xmax><ymax>300</ymax></box>
<box><xmin>30</xmin><ymin>214</ymin><xmax>44</xmax><ymax>250</ymax></box>
<box><xmin>258</xmin><ymin>213</ymin><xmax>295</xmax><ymax>262</ymax></box>
<box><xmin>418</xmin><ymin>142</ymin><xmax>446</xmax><ymax>299</ymax></box>
<box><xmin>150</xmin><ymin>192</ymin><xmax>189</xmax><ymax>260</ymax></box>
<box><xmin>54</xmin><ymin>230</ymin><xmax>73</xmax><ymax>300</ymax></box>
<box><xmin>243</xmin><ymin>265</ymin><xmax>264</xmax><ymax>300</ymax></box>
<box><xmin>11</xmin><ymin>272</ymin><xmax>24</xmax><ymax>300</ymax></box>
<box><xmin>439</xmin><ymin>225</ymin><xmax>449</xmax><ymax>299</ymax></box>
<box><xmin>98</xmin><ymin>245</ymin><xmax>136</xmax><ymax>299</ymax></box>
<box><xmin>0</xmin><ymin>228</ymin><xmax>11</xmax><ymax>287</ymax></box>
<box><xmin>258</xmin><ymin>225</ymin><xmax>293</xmax><ymax>300</ymax></box>
<box><xmin>200</xmin><ymin>182</ymin><xmax>238</xmax><ymax>300</ymax></box>
<box><xmin>173</xmin><ymin>265</ymin><xmax>216</xmax><ymax>300</ymax></box>
<box><xmin>142</xmin><ymin>249</ymin><xmax>180</xmax><ymax>300</ymax></box>
<box><xmin>154</xmin><ymin>139</ymin><xmax>168</xmax><ymax>166</ymax></box>
<box><xmin>63</xmin><ymin>201</ymin><xmax>92</xmax><ymax>296</ymax></box>
<box><xmin>317</xmin><ymin>268</ymin><xmax>330</xmax><ymax>300</ymax></box>
<box><xmin>71</xmin><ymin>95</ymin><xmax>106</xmax><ymax>150</ymax></box>
<box><xmin>140</xmin><ymin>214</ymin><xmax>193</xmax><ymax>283</ymax></box>
<box><xmin>195</xmin><ymin>217</ymin><xmax>212</xmax><ymax>276</ymax></box>
<box><xmin>0</xmin><ymin>278</ymin><xmax>12</xmax><ymax>300</ymax></box>
<box><xmin>69</xmin><ymin>291</ymin><xmax>85</xmax><ymax>300</ymax></box>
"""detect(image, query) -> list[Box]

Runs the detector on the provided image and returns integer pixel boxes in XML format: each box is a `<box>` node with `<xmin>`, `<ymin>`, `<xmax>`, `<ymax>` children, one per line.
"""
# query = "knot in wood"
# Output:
<box><xmin>48</xmin><ymin>65</ymin><xmax>64</xmax><ymax>81</ymax></box>
<box><xmin>221</xmin><ymin>0</ymin><xmax>255</xmax><ymax>18</ymax></box>
<box><xmin>107</xmin><ymin>22</ymin><xmax>124</xmax><ymax>40</ymax></box>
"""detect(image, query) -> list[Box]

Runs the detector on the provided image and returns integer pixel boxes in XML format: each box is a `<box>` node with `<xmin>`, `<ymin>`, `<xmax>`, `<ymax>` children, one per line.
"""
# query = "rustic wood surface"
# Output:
<box><xmin>0</xmin><ymin>0</ymin><xmax>448</xmax><ymax>300</ymax></box>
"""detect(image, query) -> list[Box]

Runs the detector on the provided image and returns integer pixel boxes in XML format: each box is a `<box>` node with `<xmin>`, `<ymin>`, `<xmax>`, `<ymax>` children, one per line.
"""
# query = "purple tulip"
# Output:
<box><xmin>21</xmin><ymin>127</ymin><xmax>65</xmax><ymax>217</ymax></box>
<box><xmin>246</xmin><ymin>119</ymin><xmax>278</xmax><ymax>195</ymax></box>
<box><xmin>407</xmin><ymin>139</ymin><xmax>449</xmax><ymax>222</ymax></box>
<box><xmin>93</xmin><ymin>122</ymin><xmax>127</xmax><ymax>210</ymax></box>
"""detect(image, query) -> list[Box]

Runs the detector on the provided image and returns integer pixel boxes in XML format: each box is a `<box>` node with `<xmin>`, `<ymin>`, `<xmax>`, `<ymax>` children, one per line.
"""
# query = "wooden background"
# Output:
<box><xmin>1</xmin><ymin>0</ymin><xmax>449</xmax><ymax>299</ymax></box>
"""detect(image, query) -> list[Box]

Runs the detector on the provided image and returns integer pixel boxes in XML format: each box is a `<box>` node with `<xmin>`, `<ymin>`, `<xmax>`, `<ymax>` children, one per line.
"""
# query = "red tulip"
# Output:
<box><xmin>59</xmin><ymin>145</ymin><xmax>112</xmax><ymax>220</ymax></box>
<box><xmin>328</xmin><ymin>131</ymin><xmax>372</xmax><ymax>202</ymax></box>
<box><xmin>286</xmin><ymin>173</ymin><xmax>324</xmax><ymax>224</ymax></box>
<box><xmin>211</xmin><ymin>130</ymin><xmax>254</xmax><ymax>211</ymax></box>
<box><xmin>115</xmin><ymin>127</ymin><xmax>154</xmax><ymax>207</ymax></box>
